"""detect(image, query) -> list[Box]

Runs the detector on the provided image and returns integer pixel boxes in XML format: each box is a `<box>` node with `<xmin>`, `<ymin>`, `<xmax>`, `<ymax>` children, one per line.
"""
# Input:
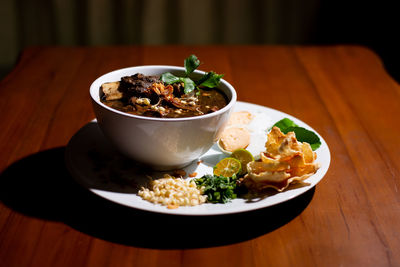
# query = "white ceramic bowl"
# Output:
<box><xmin>90</xmin><ymin>65</ymin><xmax>237</xmax><ymax>170</ymax></box>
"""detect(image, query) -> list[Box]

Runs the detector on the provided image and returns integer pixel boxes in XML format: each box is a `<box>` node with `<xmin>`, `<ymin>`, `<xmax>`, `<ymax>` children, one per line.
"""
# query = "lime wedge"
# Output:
<box><xmin>231</xmin><ymin>149</ymin><xmax>254</xmax><ymax>175</ymax></box>
<box><xmin>213</xmin><ymin>157</ymin><xmax>242</xmax><ymax>177</ymax></box>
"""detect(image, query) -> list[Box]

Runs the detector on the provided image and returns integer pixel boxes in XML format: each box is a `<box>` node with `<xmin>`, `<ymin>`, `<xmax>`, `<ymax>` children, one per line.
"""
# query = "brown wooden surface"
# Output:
<box><xmin>0</xmin><ymin>45</ymin><xmax>400</xmax><ymax>267</ymax></box>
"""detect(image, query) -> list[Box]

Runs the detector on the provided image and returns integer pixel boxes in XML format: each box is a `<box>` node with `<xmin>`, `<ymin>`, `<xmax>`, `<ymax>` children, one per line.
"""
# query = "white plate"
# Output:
<box><xmin>65</xmin><ymin>101</ymin><xmax>331</xmax><ymax>215</ymax></box>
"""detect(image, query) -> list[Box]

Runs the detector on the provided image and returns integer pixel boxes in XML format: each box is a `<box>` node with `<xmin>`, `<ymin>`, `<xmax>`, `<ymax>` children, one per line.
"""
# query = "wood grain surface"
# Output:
<box><xmin>0</xmin><ymin>45</ymin><xmax>399</xmax><ymax>267</ymax></box>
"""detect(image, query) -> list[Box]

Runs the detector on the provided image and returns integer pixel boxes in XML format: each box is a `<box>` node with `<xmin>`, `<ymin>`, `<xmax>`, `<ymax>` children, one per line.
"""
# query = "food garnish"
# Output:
<box><xmin>138</xmin><ymin>174</ymin><xmax>207</xmax><ymax>207</ymax></box>
<box><xmin>194</xmin><ymin>175</ymin><xmax>238</xmax><ymax>203</ymax></box>
<box><xmin>218</xmin><ymin>111</ymin><xmax>271</xmax><ymax>157</ymax></box>
<box><xmin>227</xmin><ymin>111</ymin><xmax>254</xmax><ymax>126</ymax></box>
<box><xmin>230</xmin><ymin>149</ymin><xmax>254</xmax><ymax>175</ymax></box>
<box><xmin>241</xmin><ymin>126</ymin><xmax>320</xmax><ymax>192</ymax></box>
<box><xmin>188</xmin><ymin>172</ymin><xmax>197</xmax><ymax>178</ymax></box>
<box><xmin>272</xmin><ymin>118</ymin><xmax>321</xmax><ymax>150</ymax></box>
<box><xmin>161</xmin><ymin>55</ymin><xmax>224</xmax><ymax>94</ymax></box>
<box><xmin>218</xmin><ymin>111</ymin><xmax>254</xmax><ymax>152</ymax></box>
<box><xmin>213</xmin><ymin>157</ymin><xmax>242</xmax><ymax>177</ymax></box>
<box><xmin>219</xmin><ymin>127</ymin><xmax>251</xmax><ymax>152</ymax></box>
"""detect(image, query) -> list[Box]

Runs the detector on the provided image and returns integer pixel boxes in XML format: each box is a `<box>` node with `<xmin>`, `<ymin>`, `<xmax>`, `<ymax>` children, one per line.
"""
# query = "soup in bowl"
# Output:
<box><xmin>90</xmin><ymin>65</ymin><xmax>237</xmax><ymax>170</ymax></box>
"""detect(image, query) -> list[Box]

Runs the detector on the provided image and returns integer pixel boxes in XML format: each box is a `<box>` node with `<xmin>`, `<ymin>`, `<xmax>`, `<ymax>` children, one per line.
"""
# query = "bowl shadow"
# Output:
<box><xmin>0</xmin><ymin>147</ymin><xmax>314</xmax><ymax>249</ymax></box>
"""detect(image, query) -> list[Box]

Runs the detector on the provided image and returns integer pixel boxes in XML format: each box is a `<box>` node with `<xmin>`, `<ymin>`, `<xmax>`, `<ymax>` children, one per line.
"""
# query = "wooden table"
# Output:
<box><xmin>0</xmin><ymin>45</ymin><xmax>399</xmax><ymax>267</ymax></box>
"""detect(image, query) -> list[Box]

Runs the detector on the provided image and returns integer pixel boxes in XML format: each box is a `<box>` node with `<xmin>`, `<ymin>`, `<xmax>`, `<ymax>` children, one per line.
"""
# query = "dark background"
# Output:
<box><xmin>1</xmin><ymin>0</ymin><xmax>399</xmax><ymax>82</ymax></box>
<box><xmin>314</xmin><ymin>1</ymin><xmax>400</xmax><ymax>82</ymax></box>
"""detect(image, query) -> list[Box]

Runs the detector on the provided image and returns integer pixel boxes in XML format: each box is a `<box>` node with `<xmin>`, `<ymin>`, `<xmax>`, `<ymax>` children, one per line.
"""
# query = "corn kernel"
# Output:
<box><xmin>138</xmin><ymin>176</ymin><xmax>206</xmax><ymax>208</ymax></box>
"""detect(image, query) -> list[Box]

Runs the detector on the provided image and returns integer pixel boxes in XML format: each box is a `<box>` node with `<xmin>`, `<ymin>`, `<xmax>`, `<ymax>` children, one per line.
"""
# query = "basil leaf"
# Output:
<box><xmin>198</xmin><ymin>72</ymin><xmax>224</xmax><ymax>88</ymax></box>
<box><xmin>161</xmin><ymin>72</ymin><xmax>181</xmax><ymax>84</ymax></box>
<box><xmin>196</xmin><ymin>72</ymin><xmax>212</xmax><ymax>86</ymax></box>
<box><xmin>273</xmin><ymin>118</ymin><xmax>298</xmax><ymax>130</ymax></box>
<box><xmin>184</xmin><ymin>55</ymin><xmax>200</xmax><ymax>75</ymax></box>
<box><xmin>160</xmin><ymin>55</ymin><xmax>224</xmax><ymax>94</ymax></box>
<box><xmin>282</xmin><ymin>126</ymin><xmax>321</xmax><ymax>151</ymax></box>
<box><xmin>182</xmin><ymin>77</ymin><xmax>196</xmax><ymax>94</ymax></box>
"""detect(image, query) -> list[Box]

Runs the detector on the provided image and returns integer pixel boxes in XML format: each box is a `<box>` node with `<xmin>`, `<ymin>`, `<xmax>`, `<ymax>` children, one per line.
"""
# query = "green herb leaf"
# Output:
<box><xmin>161</xmin><ymin>72</ymin><xmax>181</xmax><ymax>84</ymax></box>
<box><xmin>194</xmin><ymin>174</ymin><xmax>238</xmax><ymax>203</ymax></box>
<box><xmin>196</xmin><ymin>72</ymin><xmax>212</xmax><ymax>86</ymax></box>
<box><xmin>282</xmin><ymin>126</ymin><xmax>321</xmax><ymax>150</ymax></box>
<box><xmin>272</xmin><ymin>118</ymin><xmax>298</xmax><ymax>130</ymax></box>
<box><xmin>182</xmin><ymin>77</ymin><xmax>196</xmax><ymax>94</ymax></box>
<box><xmin>161</xmin><ymin>55</ymin><xmax>223</xmax><ymax>93</ymax></box>
<box><xmin>197</xmin><ymin>72</ymin><xmax>224</xmax><ymax>88</ymax></box>
<box><xmin>184</xmin><ymin>55</ymin><xmax>200</xmax><ymax>75</ymax></box>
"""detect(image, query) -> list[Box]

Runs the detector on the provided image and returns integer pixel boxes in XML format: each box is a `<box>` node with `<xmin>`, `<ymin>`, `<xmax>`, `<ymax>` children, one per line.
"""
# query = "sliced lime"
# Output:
<box><xmin>213</xmin><ymin>157</ymin><xmax>242</xmax><ymax>177</ymax></box>
<box><xmin>231</xmin><ymin>149</ymin><xmax>254</xmax><ymax>175</ymax></box>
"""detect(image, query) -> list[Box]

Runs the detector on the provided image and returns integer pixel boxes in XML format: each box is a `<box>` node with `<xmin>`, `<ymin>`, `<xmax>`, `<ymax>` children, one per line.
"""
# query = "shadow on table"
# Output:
<box><xmin>0</xmin><ymin>147</ymin><xmax>314</xmax><ymax>249</ymax></box>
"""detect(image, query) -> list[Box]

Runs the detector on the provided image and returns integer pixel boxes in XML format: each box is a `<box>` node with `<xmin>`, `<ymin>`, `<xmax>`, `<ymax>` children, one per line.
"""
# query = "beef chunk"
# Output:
<box><xmin>119</xmin><ymin>73</ymin><xmax>161</xmax><ymax>97</ymax></box>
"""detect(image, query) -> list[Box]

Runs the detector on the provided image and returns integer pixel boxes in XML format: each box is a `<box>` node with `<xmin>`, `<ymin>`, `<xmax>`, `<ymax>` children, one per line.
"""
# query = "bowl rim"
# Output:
<box><xmin>90</xmin><ymin>65</ymin><xmax>237</xmax><ymax>122</ymax></box>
